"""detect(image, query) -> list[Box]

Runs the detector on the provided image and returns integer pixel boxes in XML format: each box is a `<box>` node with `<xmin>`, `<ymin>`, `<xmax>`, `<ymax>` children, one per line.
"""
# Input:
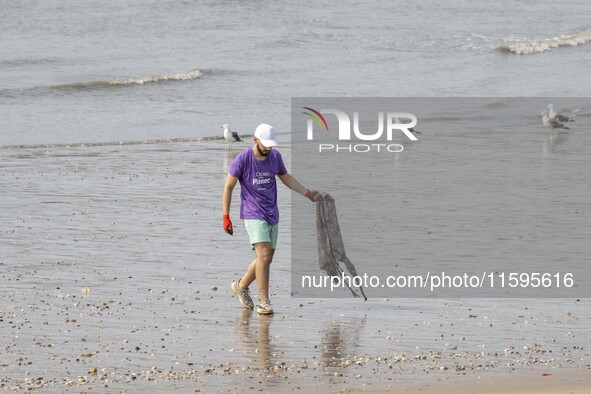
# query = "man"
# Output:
<box><xmin>222</xmin><ymin>123</ymin><xmax>321</xmax><ymax>315</ymax></box>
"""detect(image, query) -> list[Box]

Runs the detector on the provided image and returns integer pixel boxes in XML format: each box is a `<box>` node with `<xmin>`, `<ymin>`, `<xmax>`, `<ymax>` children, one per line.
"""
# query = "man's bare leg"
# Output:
<box><xmin>243</xmin><ymin>242</ymin><xmax>273</xmax><ymax>301</ymax></box>
<box><xmin>240</xmin><ymin>258</ymin><xmax>258</xmax><ymax>289</ymax></box>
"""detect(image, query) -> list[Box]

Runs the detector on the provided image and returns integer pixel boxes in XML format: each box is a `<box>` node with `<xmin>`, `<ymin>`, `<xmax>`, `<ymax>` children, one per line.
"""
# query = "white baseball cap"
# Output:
<box><xmin>254</xmin><ymin>123</ymin><xmax>278</xmax><ymax>147</ymax></box>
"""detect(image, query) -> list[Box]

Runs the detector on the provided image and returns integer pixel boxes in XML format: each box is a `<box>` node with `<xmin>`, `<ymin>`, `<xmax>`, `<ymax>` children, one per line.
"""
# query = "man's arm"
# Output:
<box><xmin>278</xmin><ymin>173</ymin><xmax>321</xmax><ymax>202</ymax></box>
<box><xmin>278</xmin><ymin>172</ymin><xmax>306</xmax><ymax>196</ymax></box>
<box><xmin>222</xmin><ymin>173</ymin><xmax>239</xmax><ymax>234</ymax></box>
<box><xmin>223</xmin><ymin>173</ymin><xmax>238</xmax><ymax>215</ymax></box>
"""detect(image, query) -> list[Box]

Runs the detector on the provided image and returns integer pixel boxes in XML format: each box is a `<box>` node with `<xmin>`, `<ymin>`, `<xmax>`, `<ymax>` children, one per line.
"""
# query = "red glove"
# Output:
<box><xmin>305</xmin><ymin>189</ymin><xmax>322</xmax><ymax>202</ymax></box>
<box><xmin>223</xmin><ymin>214</ymin><xmax>233</xmax><ymax>235</ymax></box>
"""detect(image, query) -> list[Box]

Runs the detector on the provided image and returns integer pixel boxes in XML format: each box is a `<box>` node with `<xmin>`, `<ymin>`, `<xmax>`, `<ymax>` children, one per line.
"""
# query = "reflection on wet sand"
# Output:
<box><xmin>224</xmin><ymin>150</ymin><xmax>240</xmax><ymax>172</ymax></box>
<box><xmin>320</xmin><ymin>317</ymin><xmax>366</xmax><ymax>371</ymax></box>
<box><xmin>234</xmin><ymin>309</ymin><xmax>275</xmax><ymax>372</ymax></box>
<box><xmin>543</xmin><ymin>129</ymin><xmax>569</xmax><ymax>154</ymax></box>
<box><xmin>257</xmin><ymin>316</ymin><xmax>274</xmax><ymax>371</ymax></box>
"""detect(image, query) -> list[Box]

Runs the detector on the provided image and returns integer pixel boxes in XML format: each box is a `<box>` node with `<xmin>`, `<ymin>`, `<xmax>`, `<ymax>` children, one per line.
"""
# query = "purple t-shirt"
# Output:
<box><xmin>229</xmin><ymin>148</ymin><xmax>288</xmax><ymax>225</ymax></box>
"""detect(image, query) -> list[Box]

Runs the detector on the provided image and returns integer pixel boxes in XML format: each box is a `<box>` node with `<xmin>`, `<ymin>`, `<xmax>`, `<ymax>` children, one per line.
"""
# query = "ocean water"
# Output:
<box><xmin>2</xmin><ymin>0</ymin><xmax>591</xmax><ymax>146</ymax></box>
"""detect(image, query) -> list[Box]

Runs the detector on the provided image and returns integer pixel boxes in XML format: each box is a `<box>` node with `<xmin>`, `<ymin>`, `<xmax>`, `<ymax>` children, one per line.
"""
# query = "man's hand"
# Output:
<box><xmin>223</xmin><ymin>214</ymin><xmax>233</xmax><ymax>235</ymax></box>
<box><xmin>305</xmin><ymin>189</ymin><xmax>322</xmax><ymax>202</ymax></box>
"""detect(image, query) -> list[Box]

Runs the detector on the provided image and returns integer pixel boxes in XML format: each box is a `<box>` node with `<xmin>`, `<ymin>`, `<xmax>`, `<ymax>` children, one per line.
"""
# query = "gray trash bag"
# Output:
<box><xmin>316</xmin><ymin>192</ymin><xmax>367</xmax><ymax>300</ymax></box>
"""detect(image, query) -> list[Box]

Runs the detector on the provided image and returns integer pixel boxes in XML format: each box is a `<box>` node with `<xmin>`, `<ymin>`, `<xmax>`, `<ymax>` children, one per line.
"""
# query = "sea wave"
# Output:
<box><xmin>497</xmin><ymin>31</ymin><xmax>591</xmax><ymax>55</ymax></box>
<box><xmin>50</xmin><ymin>68</ymin><xmax>203</xmax><ymax>90</ymax></box>
<box><xmin>0</xmin><ymin>136</ymin><xmax>224</xmax><ymax>151</ymax></box>
<box><xmin>0</xmin><ymin>57</ymin><xmax>60</xmax><ymax>68</ymax></box>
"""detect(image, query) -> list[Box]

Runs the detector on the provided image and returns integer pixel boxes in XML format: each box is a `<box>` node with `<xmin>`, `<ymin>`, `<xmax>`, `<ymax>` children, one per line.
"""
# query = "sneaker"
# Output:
<box><xmin>256</xmin><ymin>299</ymin><xmax>274</xmax><ymax>315</ymax></box>
<box><xmin>231</xmin><ymin>280</ymin><xmax>254</xmax><ymax>309</ymax></box>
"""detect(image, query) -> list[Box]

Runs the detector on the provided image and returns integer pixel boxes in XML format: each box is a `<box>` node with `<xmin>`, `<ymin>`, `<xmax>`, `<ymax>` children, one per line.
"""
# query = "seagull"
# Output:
<box><xmin>547</xmin><ymin>104</ymin><xmax>574</xmax><ymax>122</ymax></box>
<box><xmin>221</xmin><ymin>124</ymin><xmax>243</xmax><ymax>149</ymax></box>
<box><xmin>542</xmin><ymin>112</ymin><xmax>569</xmax><ymax>130</ymax></box>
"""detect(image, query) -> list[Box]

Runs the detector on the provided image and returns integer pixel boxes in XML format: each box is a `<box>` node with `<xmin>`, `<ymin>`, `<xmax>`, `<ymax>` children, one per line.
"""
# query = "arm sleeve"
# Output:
<box><xmin>228</xmin><ymin>152</ymin><xmax>243</xmax><ymax>177</ymax></box>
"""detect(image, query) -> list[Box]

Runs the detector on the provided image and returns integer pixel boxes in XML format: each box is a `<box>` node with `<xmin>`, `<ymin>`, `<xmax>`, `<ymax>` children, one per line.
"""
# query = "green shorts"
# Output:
<box><xmin>244</xmin><ymin>219</ymin><xmax>278</xmax><ymax>249</ymax></box>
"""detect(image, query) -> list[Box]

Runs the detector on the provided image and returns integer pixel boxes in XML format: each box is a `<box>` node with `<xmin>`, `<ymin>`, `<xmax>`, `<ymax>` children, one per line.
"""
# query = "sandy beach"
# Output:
<box><xmin>0</xmin><ymin>139</ymin><xmax>589</xmax><ymax>393</ymax></box>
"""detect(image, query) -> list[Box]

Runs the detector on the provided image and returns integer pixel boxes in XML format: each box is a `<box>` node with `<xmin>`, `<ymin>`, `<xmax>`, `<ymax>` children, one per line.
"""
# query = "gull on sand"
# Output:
<box><xmin>541</xmin><ymin>112</ymin><xmax>570</xmax><ymax>131</ymax></box>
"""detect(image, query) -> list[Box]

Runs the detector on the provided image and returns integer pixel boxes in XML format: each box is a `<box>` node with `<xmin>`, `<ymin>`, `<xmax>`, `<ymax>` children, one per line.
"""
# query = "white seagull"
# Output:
<box><xmin>221</xmin><ymin>124</ymin><xmax>243</xmax><ymax>149</ymax></box>
<box><xmin>541</xmin><ymin>112</ymin><xmax>569</xmax><ymax>131</ymax></box>
<box><xmin>547</xmin><ymin>104</ymin><xmax>574</xmax><ymax>122</ymax></box>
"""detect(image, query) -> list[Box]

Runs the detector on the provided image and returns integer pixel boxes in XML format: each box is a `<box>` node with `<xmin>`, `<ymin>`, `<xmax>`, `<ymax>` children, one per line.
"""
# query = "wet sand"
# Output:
<box><xmin>1</xmin><ymin>140</ymin><xmax>590</xmax><ymax>392</ymax></box>
<box><xmin>347</xmin><ymin>368</ymin><xmax>591</xmax><ymax>393</ymax></box>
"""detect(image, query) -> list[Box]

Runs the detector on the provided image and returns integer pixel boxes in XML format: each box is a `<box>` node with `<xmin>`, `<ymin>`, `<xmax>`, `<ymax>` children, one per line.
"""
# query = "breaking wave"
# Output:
<box><xmin>50</xmin><ymin>68</ymin><xmax>203</xmax><ymax>90</ymax></box>
<box><xmin>0</xmin><ymin>136</ymin><xmax>225</xmax><ymax>151</ymax></box>
<box><xmin>497</xmin><ymin>31</ymin><xmax>591</xmax><ymax>55</ymax></box>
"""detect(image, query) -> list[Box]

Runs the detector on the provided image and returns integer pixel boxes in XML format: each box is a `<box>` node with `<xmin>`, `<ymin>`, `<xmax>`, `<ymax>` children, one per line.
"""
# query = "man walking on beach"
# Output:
<box><xmin>222</xmin><ymin>123</ymin><xmax>321</xmax><ymax>315</ymax></box>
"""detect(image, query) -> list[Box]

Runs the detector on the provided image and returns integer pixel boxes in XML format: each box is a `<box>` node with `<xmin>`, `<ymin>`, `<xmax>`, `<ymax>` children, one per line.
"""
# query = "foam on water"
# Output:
<box><xmin>49</xmin><ymin>68</ymin><xmax>203</xmax><ymax>91</ymax></box>
<box><xmin>497</xmin><ymin>31</ymin><xmax>591</xmax><ymax>55</ymax></box>
<box><xmin>0</xmin><ymin>136</ymin><xmax>220</xmax><ymax>151</ymax></box>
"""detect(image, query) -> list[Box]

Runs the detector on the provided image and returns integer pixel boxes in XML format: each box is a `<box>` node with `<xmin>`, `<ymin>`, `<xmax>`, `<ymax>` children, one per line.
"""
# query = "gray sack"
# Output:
<box><xmin>316</xmin><ymin>192</ymin><xmax>367</xmax><ymax>300</ymax></box>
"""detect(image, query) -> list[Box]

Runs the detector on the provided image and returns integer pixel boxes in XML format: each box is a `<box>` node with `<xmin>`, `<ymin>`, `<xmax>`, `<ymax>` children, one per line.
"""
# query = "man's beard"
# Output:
<box><xmin>257</xmin><ymin>144</ymin><xmax>270</xmax><ymax>157</ymax></box>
